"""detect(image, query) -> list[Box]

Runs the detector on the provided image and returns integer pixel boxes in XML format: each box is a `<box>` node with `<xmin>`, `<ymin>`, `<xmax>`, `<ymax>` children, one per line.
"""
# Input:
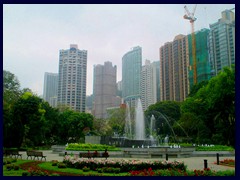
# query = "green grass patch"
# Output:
<box><xmin>3</xmin><ymin>159</ymin><xmax>33</xmax><ymax>176</ymax></box>
<box><xmin>195</xmin><ymin>145</ymin><xmax>234</xmax><ymax>151</ymax></box>
<box><xmin>38</xmin><ymin>162</ymin><xmax>127</xmax><ymax>176</ymax></box>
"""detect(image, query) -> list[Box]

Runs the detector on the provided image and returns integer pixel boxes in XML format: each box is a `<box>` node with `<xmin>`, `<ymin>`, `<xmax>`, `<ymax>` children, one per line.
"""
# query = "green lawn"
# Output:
<box><xmin>38</xmin><ymin>162</ymin><xmax>128</xmax><ymax>176</ymax></box>
<box><xmin>3</xmin><ymin>159</ymin><xmax>32</xmax><ymax>176</ymax></box>
<box><xmin>3</xmin><ymin>159</ymin><xmax>235</xmax><ymax>176</ymax></box>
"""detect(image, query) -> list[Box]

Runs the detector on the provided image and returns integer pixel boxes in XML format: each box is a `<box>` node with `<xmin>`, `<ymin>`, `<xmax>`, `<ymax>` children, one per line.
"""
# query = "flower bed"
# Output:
<box><xmin>214</xmin><ymin>159</ymin><xmax>235</xmax><ymax>167</ymax></box>
<box><xmin>63</xmin><ymin>155</ymin><xmax>186</xmax><ymax>172</ymax></box>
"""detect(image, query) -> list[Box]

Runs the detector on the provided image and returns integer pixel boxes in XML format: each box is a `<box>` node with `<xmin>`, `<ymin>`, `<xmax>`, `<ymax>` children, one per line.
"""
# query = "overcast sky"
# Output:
<box><xmin>3</xmin><ymin>4</ymin><xmax>235</xmax><ymax>96</ymax></box>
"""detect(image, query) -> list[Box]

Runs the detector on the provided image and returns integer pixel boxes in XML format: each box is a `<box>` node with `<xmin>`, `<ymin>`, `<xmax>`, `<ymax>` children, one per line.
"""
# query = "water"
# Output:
<box><xmin>124</xmin><ymin>102</ymin><xmax>132</xmax><ymax>139</ymax></box>
<box><xmin>135</xmin><ymin>98</ymin><xmax>145</xmax><ymax>140</ymax></box>
<box><xmin>150</xmin><ymin>115</ymin><xmax>156</xmax><ymax>136</ymax></box>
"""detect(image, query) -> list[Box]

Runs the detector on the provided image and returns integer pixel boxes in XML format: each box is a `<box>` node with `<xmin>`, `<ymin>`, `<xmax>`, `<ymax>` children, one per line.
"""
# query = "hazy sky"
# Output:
<box><xmin>3</xmin><ymin>4</ymin><xmax>235</xmax><ymax>96</ymax></box>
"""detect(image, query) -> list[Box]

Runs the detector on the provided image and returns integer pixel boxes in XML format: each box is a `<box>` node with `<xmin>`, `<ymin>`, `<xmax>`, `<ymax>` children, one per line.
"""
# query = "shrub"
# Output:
<box><xmin>13</xmin><ymin>165</ymin><xmax>20</xmax><ymax>170</ymax></box>
<box><xmin>83</xmin><ymin>166</ymin><xmax>90</xmax><ymax>172</ymax></box>
<box><xmin>66</xmin><ymin>143</ymin><xmax>120</xmax><ymax>151</ymax></box>
<box><xmin>5</xmin><ymin>163</ymin><xmax>19</xmax><ymax>171</ymax></box>
<box><xmin>27</xmin><ymin>168</ymin><xmax>49</xmax><ymax>176</ymax></box>
<box><xmin>195</xmin><ymin>145</ymin><xmax>234</xmax><ymax>151</ymax></box>
<box><xmin>129</xmin><ymin>168</ymin><xmax>155</xmax><ymax>176</ymax></box>
<box><xmin>11</xmin><ymin>159</ymin><xmax>17</xmax><ymax>163</ymax></box>
<box><xmin>58</xmin><ymin>163</ymin><xmax>67</xmax><ymax>168</ymax></box>
<box><xmin>114</xmin><ymin>168</ymin><xmax>121</xmax><ymax>174</ymax></box>
<box><xmin>51</xmin><ymin>160</ymin><xmax>59</xmax><ymax>166</ymax></box>
<box><xmin>50</xmin><ymin>173</ymin><xmax>60</xmax><ymax>176</ymax></box>
<box><xmin>97</xmin><ymin>168</ymin><xmax>102</xmax><ymax>173</ymax></box>
<box><xmin>6</xmin><ymin>164</ymin><xmax>14</xmax><ymax>171</ymax></box>
<box><xmin>22</xmin><ymin>172</ymin><xmax>30</xmax><ymax>176</ymax></box>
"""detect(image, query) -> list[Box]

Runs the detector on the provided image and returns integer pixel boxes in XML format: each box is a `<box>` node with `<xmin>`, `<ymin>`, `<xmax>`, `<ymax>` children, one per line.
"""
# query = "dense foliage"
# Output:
<box><xmin>3</xmin><ymin>70</ymin><xmax>94</xmax><ymax>148</ymax></box>
<box><xmin>3</xmin><ymin>66</ymin><xmax>235</xmax><ymax>148</ymax></box>
<box><xmin>178</xmin><ymin>66</ymin><xmax>235</xmax><ymax>147</ymax></box>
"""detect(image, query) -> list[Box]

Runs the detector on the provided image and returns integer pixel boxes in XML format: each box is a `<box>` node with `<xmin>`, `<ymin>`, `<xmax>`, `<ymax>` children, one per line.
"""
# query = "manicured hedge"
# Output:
<box><xmin>195</xmin><ymin>145</ymin><xmax>234</xmax><ymax>151</ymax></box>
<box><xmin>65</xmin><ymin>143</ymin><xmax>121</xmax><ymax>151</ymax></box>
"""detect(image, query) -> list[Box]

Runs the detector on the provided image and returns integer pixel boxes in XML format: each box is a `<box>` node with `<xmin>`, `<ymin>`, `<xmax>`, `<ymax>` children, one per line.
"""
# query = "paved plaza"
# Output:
<box><xmin>18</xmin><ymin>150</ymin><xmax>235</xmax><ymax>172</ymax></box>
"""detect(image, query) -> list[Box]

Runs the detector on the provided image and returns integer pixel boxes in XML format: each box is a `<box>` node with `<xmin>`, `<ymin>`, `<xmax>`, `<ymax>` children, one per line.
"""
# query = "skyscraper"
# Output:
<box><xmin>141</xmin><ymin>60</ymin><xmax>159</xmax><ymax>111</ymax></box>
<box><xmin>152</xmin><ymin>61</ymin><xmax>161</xmax><ymax>102</ymax></box>
<box><xmin>160</xmin><ymin>35</ymin><xmax>188</xmax><ymax>102</ymax></box>
<box><xmin>172</xmin><ymin>34</ymin><xmax>188</xmax><ymax>102</ymax></box>
<box><xmin>208</xmin><ymin>9</ymin><xmax>235</xmax><ymax>76</ymax></box>
<box><xmin>93</xmin><ymin>61</ymin><xmax>118</xmax><ymax>119</ymax></box>
<box><xmin>122</xmin><ymin>46</ymin><xmax>142</xmax><ymax>107</ymax></box>
<box><xmin>57</xmin><ymin>44</ymin><xmax>87</xmax><ymax>112</ymax></box>
<box><xmin>160</xmin><ymin>42</ymin><xmax>174</xmax><ymax>101</ymax></box>
<box><xmin>188</xmin><ymin>28</ymin><xmax>211</xmax><ymax>88</ymax></box>
<box><xmin>43</xmin><ymin>72</ymin><xmax>58</xmax><ymax>107</ymax></box>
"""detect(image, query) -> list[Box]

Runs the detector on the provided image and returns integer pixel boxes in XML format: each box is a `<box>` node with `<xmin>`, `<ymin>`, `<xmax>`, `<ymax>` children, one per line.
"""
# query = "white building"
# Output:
<box><xmin>141</xmin><ymin>60</ymin><xmax>159</xmax><ymax>111</ymax></box>
<box><xmin>57</xmin><ymin>44</ymin><xmax>87</xmax><ymax>112</ymax></box>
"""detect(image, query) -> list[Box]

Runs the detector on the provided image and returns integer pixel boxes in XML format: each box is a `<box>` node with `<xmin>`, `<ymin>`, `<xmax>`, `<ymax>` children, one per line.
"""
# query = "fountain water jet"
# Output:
<box><xmin>135</xmin><ymin>98</ymin><xmax>145</xmax><ymax>140</ymax></box>
<box><xmin>124</xmin><ymin>102</ymin><xmax>133</xmax><ymax>139</ymax></box>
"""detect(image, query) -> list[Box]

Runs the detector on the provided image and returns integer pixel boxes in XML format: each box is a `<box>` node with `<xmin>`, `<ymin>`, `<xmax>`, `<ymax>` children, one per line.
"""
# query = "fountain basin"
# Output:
<box><xmin>121</xmin><ymin>146</ymin><xmax>196</xmax><ymax>158</ymax></box>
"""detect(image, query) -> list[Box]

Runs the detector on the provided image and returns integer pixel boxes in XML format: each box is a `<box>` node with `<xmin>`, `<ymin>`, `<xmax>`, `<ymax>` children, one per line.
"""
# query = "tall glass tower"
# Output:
<box><xmin>208</xmin><ymin>9</ymin><xmax>235</xmax><ymax>76</ymax></box>
<box><xmin>43</xmin><ymin>72</ymin><xmax>58</xmax><ymax>107</ymax></box>
<box><xmin>122</xmin><ymin>46</ymin><xmax>142</xmax><ymax>107</ymax></box>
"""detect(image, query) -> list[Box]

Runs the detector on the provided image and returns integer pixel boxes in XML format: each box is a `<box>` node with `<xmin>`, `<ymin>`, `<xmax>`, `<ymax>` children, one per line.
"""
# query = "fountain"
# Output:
<box><xmin>106</xmin><ymin>99</ymin><xmax>195</xmax><ymax>158</ymax></box>
<box><xmin>135</xmin><ymin>98</ymin><xmax>145</xmax><ymax>140</ymax></box>
<box><xmin>124</xmin><ymin>102</ymin><xmax>132</xmax><ymax>139</ymax></box>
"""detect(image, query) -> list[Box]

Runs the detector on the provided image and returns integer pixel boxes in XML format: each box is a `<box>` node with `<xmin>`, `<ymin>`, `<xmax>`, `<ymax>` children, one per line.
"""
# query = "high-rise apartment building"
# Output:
<box><xmin>172</xmin><ymin>35</ymin><xmax>189</xmax><ymax>101</ymax></box>
<box><xmin>188</xmin><ymin>28</ymin><xmax>211</xmax><ymax>88</ymax></box>
<box><xmin>93</xmin><ymin>61</ymin><xmax>118</xmax><ymax>119</ymax></box>
<box><xmin>208</xmin><ymin>9</ymin><xmax>235</xmax><ymax>76</ymax></box>
<box><xmin>160</xmin><ymin>35</ymin><xmax>188</xmax><ymax>102</ymax></box>
<box><xmin>57</xmin><ymin>44</ymin><xmax>87</xmax><ymax>112</ymax></box>
<box><xmin>141</xmin><ymin>60</ymin><xmax>159</xmax><ymax>111</ymax></box>
<box><xmin>160</xmin><ymin>42</ymin><xmax>174</xmax><ymax>101</ymax></box>
<box><xmin>43</xmin><ymin>72</ymin><xmax>58</xmax><ymax>107</ymax></box>
<box><xmin>122</xmin><ymin>46</ymin><xmax>142</xmax><ymax>107</ymax></box>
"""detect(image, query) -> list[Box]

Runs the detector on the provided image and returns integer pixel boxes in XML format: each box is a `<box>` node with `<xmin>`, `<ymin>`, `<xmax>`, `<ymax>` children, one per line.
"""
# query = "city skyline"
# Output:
<box><xmin>3</xmin><ymin>4</ymin><xmax>235</xmax><ymax>96</ymax></box>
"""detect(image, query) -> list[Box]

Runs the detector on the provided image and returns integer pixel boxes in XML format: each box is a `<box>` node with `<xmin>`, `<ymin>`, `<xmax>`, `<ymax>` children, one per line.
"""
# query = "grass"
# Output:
<box><xmin>3</xmin><ymin>159</ymin><xmax>33</xmax><ymax>176</ymax></box>
<box><xmin>38</xmin><ymin>162</ymin><xmax>127</xmax><ymax>176</ymax></box>
<box><xmin>195</xmin><ymin>145</ymin><xmax>234</xmax><ymax>151</ymax></box>
<box><xmin>3</xmin><ymin>158</ymin><xmax>235</xmax><ymax>176</ymax></box>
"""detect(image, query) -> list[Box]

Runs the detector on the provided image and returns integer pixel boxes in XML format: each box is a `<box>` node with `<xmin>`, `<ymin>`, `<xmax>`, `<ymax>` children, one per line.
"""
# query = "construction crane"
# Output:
<box><xmin>184</xmin><ymin>4</ymin><xmax>198</xmax><ymax>85</ymax></box>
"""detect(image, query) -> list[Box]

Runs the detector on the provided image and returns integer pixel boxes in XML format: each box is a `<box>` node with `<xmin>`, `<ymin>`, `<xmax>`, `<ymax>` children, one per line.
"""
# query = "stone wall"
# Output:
<box><xmin>85</xmin><ymin>136</ymin><xmax>101</xmax><ymax>144</ymax></box>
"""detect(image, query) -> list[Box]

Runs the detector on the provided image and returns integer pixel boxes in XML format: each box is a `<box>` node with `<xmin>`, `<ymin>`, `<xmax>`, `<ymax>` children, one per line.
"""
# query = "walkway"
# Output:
<box><xmin>18</xmin><ymin>150</ymin><xmax>235</xmax><ymax>172</ymax></box>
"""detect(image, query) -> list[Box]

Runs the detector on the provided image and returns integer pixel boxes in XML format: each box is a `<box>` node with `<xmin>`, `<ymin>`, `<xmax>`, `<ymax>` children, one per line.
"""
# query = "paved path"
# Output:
<box><xmin>18</xmin><ymin>150</ymin><xmax>235</xmax><ymax>172</ymax></box>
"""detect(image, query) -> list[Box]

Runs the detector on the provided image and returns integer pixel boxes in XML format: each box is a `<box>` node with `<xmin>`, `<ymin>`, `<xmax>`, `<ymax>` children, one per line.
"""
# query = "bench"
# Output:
<box><xmin>79</xmin><ymin>152</ymin><xmax>109</xmax><ymax>159</ymax></box>
<box><xmin>3</xmin><ymin>150</ymin><xmax>22</xmax><ymax>159</ymax></box>
<box><xmin>26</xmin><ymin>151</ymin><xmax>46</xmax><ymax>161</ymax></box>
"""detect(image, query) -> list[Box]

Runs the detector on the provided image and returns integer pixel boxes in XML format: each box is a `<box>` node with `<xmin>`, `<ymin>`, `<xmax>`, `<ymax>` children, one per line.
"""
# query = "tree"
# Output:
<box><xmin>11</xmin><ymin>92</ymin><xmax>46</xmax><ymax>147</ymax></box>
<box><xmin>205</xmin><ymin>66</ymin><xmax>235</xmax><ymax>146</ymax></box>
<box><xmin>3</xmin><ymin>70</ymin><xmax>21</xmax><ymax>104</ymax></box>
<box><xmin>179</xmin><ymin>66</ymin><xmax>235</xmax><ymax>146</ymax></box>
<box><xmin>106</xmin><ymin>108</ymin><xmax>126</xmax><ymax>136</ymax></box>
<box><xmin>3</xmin><ymin>70</ymin><xmax>22</xmax><ymax>147</ymax></box>
<box><xmin>92</xmin><ymin>118</ymin><xmax>112</xmax><ymax>136</ymax></box>
<box><xmin>145</xmin><ymin>101</ymin><xmax>181</xmax><ymax>140</ymax></box>
<box><xmin>57</xmin><ymin>110</ymin><xmax>94</xmax><ymax>144</ymax></box>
